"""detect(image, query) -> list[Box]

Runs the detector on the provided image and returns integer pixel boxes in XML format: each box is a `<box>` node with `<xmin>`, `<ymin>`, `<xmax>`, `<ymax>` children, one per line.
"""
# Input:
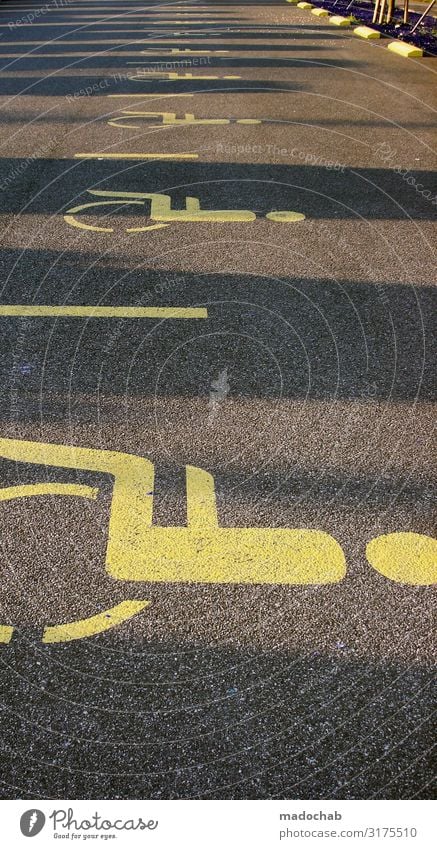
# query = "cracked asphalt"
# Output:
<box><xmin>0</xmin><ymin>0</ymin><xmax>435</xmax><ymax>800</ymax></box>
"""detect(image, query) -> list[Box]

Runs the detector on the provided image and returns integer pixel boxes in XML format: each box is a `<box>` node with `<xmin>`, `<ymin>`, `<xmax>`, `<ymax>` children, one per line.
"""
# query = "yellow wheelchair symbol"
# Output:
<box><xmin>0</xmin><ymin>437</ymin><xmax>434</xmax><ymax>643</ymax></box>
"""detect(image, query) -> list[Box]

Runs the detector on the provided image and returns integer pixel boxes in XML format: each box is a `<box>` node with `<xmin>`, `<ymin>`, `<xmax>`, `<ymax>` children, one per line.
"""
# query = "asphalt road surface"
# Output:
<box><xmin>0</xmin><ymin>0</ymin><xmax>435</xmax><ymax>800</ymax></box>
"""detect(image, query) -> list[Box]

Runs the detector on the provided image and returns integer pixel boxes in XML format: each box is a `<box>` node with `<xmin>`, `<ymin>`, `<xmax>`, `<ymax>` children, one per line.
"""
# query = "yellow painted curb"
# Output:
<box><xmin>311</xmin><ymin>7</ymin><xmax>329</xmax><ymax>16</ymax></box>
<box><xmin>330</xmin><ymin>15</ymin><xmax>351</xmax><ymax>25</ymax></box>
<box><xmin>387</xmin><ymin>40</ymin><xmax>423</xmax><ymax>58</ymax></box>
<box><xmin>354</xmin><ymin>25</ymin><xmax>381</xmax><ymax>39</ymax></box>
<box><xmin>297</xmin><ymin>2</ymin><xmax>313</xmax><ymax>8</ymax></box>
<box><xmin>285</xmin><ymin>0</ymin><xmax>300</xmax><ymax>4</ymax></box>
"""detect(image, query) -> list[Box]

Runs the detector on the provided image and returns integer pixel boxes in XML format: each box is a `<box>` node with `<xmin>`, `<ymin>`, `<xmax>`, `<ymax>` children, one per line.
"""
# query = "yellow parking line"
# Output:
<box><xmin>0</xmin><ymin>306</ymin><xmax>208</xmax><ymax>319</ymax></box>
<box><xmin>74</xmin><ymin>152</ymin><xmax>198</xmax><ymax>160</ymax></box>
<box><xmin>107</xmin><ymin>94</ymin><xmax>194</xmax><ymax>98</ymax></box>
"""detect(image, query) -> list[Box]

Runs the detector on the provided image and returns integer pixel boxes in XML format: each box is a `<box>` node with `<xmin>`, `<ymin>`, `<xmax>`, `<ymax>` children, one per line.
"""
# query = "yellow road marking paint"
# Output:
<box><xmin>108</xmin><ymin>111</ymin><xmax>261</xmax><ymax>128</ymax></box>
<box><xmin>64</xmin><ymin>200</ymin><xmax>142</xmax><ymax>234</ymax></box>
<box><xmin>139</xmin><ymin>194</ymin><xmax>256</xmax><ymax>223</ymax></box>
<box><xmin>0</xmin><ymin>626</ymin><xmax>14</xmax><ymax>644</ymax></box>
<box><xmin>0</xmin><ymin>306</ymin><xmax>207</xmax><ymax>319</ymax></box>
<box><xmin>0</xmin><ymin>22</ymin><xmax>222</xmax><ymax>27</ymax></box>
<box><xmin>311</xmin><ymin>7</ymin><xmax>329</xmax><ymax>16</ymax></box>
<box><xmin>129</xmin><ymin>72</ymin><xmax>241</xmax><ymax>80</ymax></box>
<box><xmin>0</xmin><ymin>438</ymin><xmax>345</xmax><ymax>586</ymax></box>
<box><xmin>107</xmin><ymin>94</ymin><xmax>194</xmax><ymax>98</ymax></box>
<box><xmin>297</xmin><ymin>2</ymin><xmax>314</xmax><ymax>8</ymax></box>
<box><xmin>64</xmin><ymin>191</ymin><xmax>305</xmax><ymax>232</ymax></box>
<box><xmin>123</xmin><ymin>223</ymin><xmax>171</xmax><ymax>234</ymax></box>
<box><xmin>42</xmin><ymin>601</ymin><xmax>150</xmax><ymax>643</ymax></box>
<box><xmin>74</xmin><ymin>152</ymin><xmax>198</xmax><ymax>160</ymax></box>
<box><xmin>366</xmin><ymin>533</ymin><xmax>437</xmax><ymax>586</ymax></box>
<box><xmin>141</xmin><ymin>48</ymin><xmax>229</xmax><ymax>54</ymax></box>
<box><xmin>266</xmin><ymin>210</ymin><xmax>306</xmax><ymax>223</ymax></box>
<box><xmin>0</xmin><ymin>39</ymin><xmax>200</xmax><ymax>46</ymax></box>
<box><xmin>0</xmin><ymin>52</ymin><xmax>164</xmax><ymax>58</ymax></box>
<box><xmin>64</xmin><ymin>197</ymin><xmax>172</xmax><ymax>234</ymax></box>
<box><xmin>0</xmin><ymin>41</ymin><xmax>160</xmax><ymax>45</ymax></box>
<box><xmin>0</xmin><ymin>483</ymin><xmax>98</xmax><ymax>502</ymax></box>
<box><xmin>137</xmin><ymin>41</ymin><xmax>224</xmax><ymax>45</ymax></box>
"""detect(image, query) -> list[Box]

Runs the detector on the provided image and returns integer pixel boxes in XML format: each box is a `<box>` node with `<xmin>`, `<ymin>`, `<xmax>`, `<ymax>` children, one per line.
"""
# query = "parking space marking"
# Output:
<box><xmin>73</xmin><ymin>152</ymin><xmax>198</xmax><ymax>160</ymax></box>
<box><xmin>140</xmin><ymin>48</ymin><xmax>230</xmax><ymax>55</ymax></box>
<box><xmin>107</xmin><ymin>94</ymin><xmax>194</xmax><ymax>99</ymax></box>
<box><xmin>0</xmin><ymin>41</ymin><xmax>191</xmax><ymax>46</ymax></box>
<box><xmin>0</xmin><ymin>306</ymin><xmax>208</xmax><ymax>319</ymax></box>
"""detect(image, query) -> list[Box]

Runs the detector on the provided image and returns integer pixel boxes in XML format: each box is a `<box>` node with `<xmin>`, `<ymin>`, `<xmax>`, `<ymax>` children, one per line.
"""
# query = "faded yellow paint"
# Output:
<box><xmin>0</xmin><ymin>438</ymin><xmax>345</xmax><ymax>587</ymax></box>
<box><xmin>107</xmin><ymin>94</ymin><xmax>194</xmax><ymax>98</ymax></box>
<box><xmin>0</xmin><ymin>41</ymin><xmax>166</xmax><ymax>46</ymax></box>
<box><xmin>64</xmin><ymin>198</ymin><xmax>145</xmax><ymax>234</ymax></box>
<box><xmin>74</xmin><ymin>152</ymin><xmax>198</xmax><ymax>161</ymax></box>
<box><xmin>0</xmin><ymin>483</ymin><xmax>98</xmax><ymax>502</ymax></box>
<box><xmin>148</xmin><ymin>194</ymin><xmax>256</xmax><ymax>223</ymax></box>
<box><xmin>64</xmin><ymin>195</ymin><xmax>171</xmax><ymax>234</ymax></box>
<box><xmin>0</xmin><ymin>306</ymin><xmax>207</xmax><ymax>319</ymax></box>
<box><xmin>0</xmin><ymin>626</ymin><xmax>14</xmax><ymax>644</ymax></box>
<box><xmin>124</xmin><ymin>223</ymin><xmax>171</xmax><ymax>234</ymax></box>
<box><xmin>129</xmin><ymin>72</ymin><xmax>241</xmax><ymax>81</ymax></box>
<box><xmin>141</xmin><ymin>48</ymin><xmax>229</xmax><ymax>54</ymax></box>
<box><xmin>266</xmin><ymin>210</ymin><xmax>306</xmax><ymax>223</ymax></box>
<box><xmin>42</xmin><ymin>601</ymin><xmax>150</xmax><ymax>643</ymax></box>
<box><xmin>64</xmin><ymin>191</ymin><xmax>305</xmax><ymax>232</ymax></box>
<box><xmin>366</xmin><ymin>533</ymin><xmax>437</xmax><ymax>586</ymax></box>
<box><xmin>64</xmin><ymin>203</ymin><xmax>170</xmax><ymax>234</ymax></box>
<box><xmin>108</xmin><ymin>111</ymin><xmax>261</xmax><ymax>129</ymax></box>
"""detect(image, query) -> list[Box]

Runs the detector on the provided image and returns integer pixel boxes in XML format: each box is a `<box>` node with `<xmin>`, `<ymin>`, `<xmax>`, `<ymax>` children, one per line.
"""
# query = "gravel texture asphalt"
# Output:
<box><xmin>0</xmin><ymin>0</ymin><xmax>435</xmax><ymax>800</ymax></box>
